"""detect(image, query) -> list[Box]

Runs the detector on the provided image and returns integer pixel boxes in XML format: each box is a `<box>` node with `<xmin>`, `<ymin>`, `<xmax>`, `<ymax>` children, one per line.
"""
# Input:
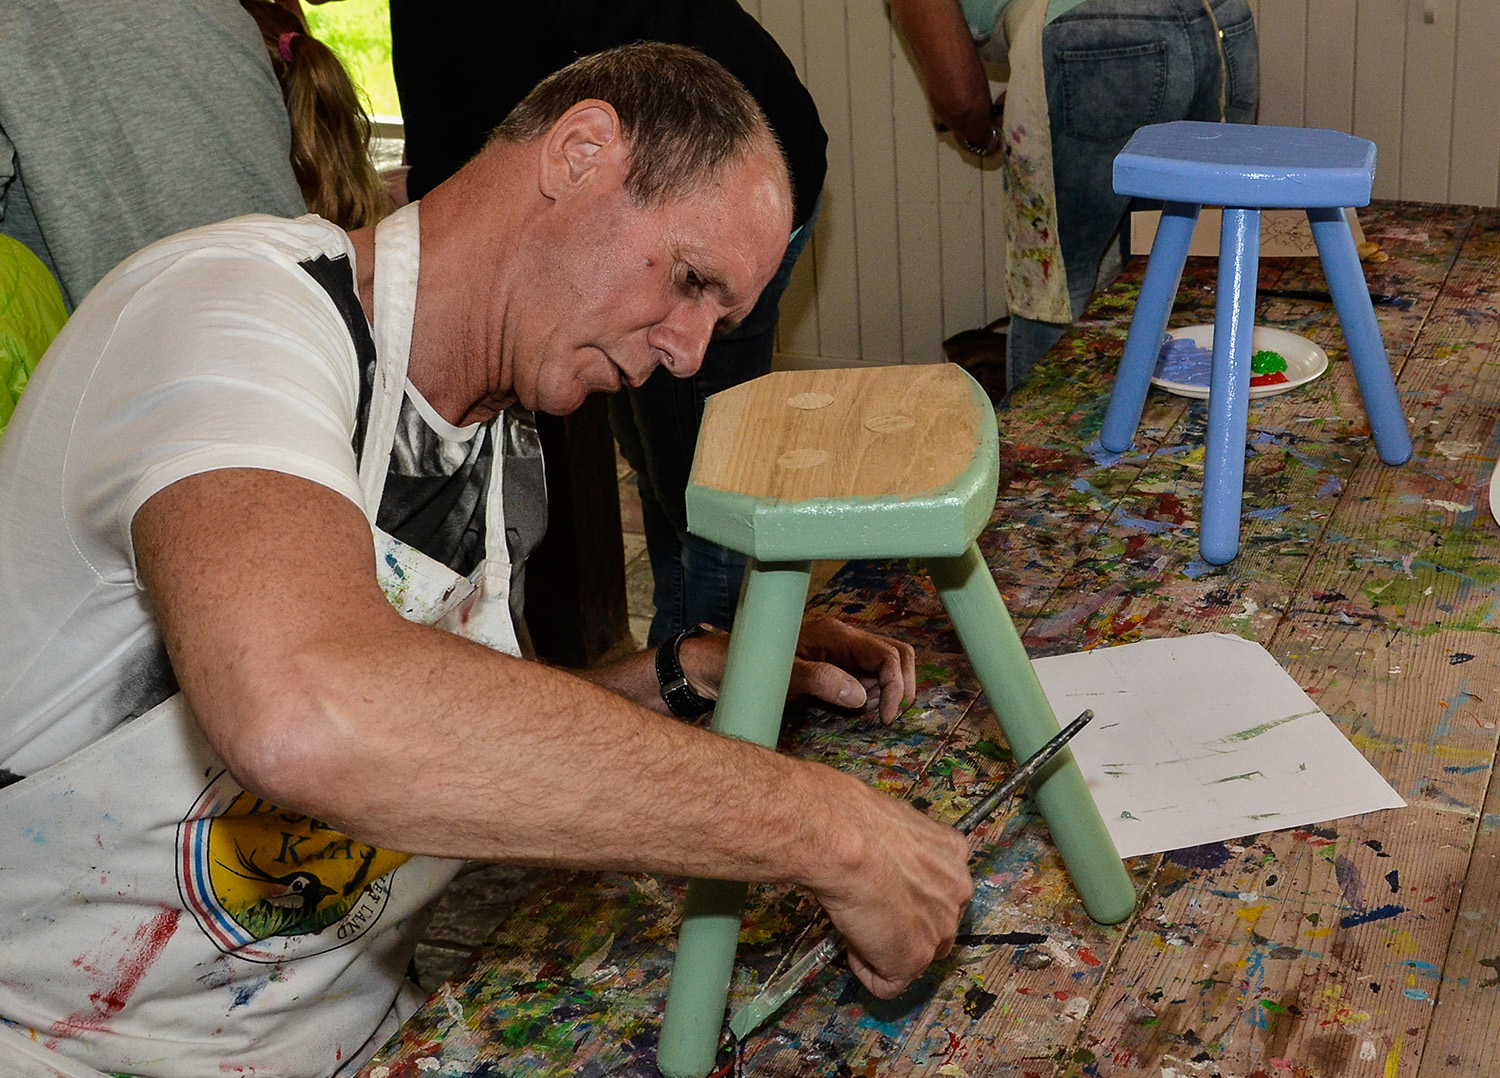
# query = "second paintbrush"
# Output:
<box><xmin>726</xmin><ymin>708</ymin><xmax>1095</xmax><ymax>1043</ymax></box>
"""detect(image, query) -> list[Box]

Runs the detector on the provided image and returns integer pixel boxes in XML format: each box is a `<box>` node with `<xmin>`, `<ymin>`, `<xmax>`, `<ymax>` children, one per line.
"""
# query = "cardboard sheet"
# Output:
<box><xmin>1032</xmin><ymin>633</ymin><xmax>1405</xmax><ymax>858</ymax></box>
<box><xmin>1128</xmin><ymin>207</ymin><xmax>1366</xmax><ymax>258</ymax></box>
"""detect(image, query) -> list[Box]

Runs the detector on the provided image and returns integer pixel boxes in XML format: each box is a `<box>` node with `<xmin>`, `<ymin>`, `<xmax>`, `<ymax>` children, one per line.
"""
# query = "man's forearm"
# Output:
<box><xmin>890</xmin><ymin>0</ymin><xmax>996</xmax><ymax>149</ymax></box>
<box><xmin>136</xmin><ymin>468</ymin><xmax>970</xmax><ymax>997</ymax></box>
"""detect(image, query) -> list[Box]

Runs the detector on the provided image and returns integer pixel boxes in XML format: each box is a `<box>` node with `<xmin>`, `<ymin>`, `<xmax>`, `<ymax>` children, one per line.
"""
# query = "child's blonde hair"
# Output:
<box><xmin>240</xmin><ymin>0</ymin><xmax>390</xmax><ymax>230</ymax></box>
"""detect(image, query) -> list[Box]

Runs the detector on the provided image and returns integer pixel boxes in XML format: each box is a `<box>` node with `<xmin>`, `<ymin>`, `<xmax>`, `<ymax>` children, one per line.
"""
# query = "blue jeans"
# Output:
<box><xmin>1008</xmin><ymin>0</ymin><xmax>1259</xmax><ymax>385</ymax></box>
<box><xmin>609</xmin><ymin>196</ymin><xmax>821</xmax><ymax>647</ymax></box>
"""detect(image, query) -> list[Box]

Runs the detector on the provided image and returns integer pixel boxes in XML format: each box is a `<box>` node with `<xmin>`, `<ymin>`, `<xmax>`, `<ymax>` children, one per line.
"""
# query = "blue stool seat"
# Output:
<box><xmin>1101</xmin><ymin>121</ymin><xmax>1412</xmax><ymax>564</ymax></box>
<box><xmin>1114</xmin><ymin>121</ymin><xmax>1376</xmax><ymax>208</ymax></box>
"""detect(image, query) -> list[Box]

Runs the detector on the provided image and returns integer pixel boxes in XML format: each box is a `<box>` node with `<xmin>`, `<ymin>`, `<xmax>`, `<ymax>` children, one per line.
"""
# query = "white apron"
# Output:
<box><xmin>0</xmin><ymin>204</ymin><xmax>520</xmax><ymax>1077</ymax></box>
<box><xmin>980</xmin><ymin>0</ymin><xmax>1073</xmax><ymax>324</ymax></box>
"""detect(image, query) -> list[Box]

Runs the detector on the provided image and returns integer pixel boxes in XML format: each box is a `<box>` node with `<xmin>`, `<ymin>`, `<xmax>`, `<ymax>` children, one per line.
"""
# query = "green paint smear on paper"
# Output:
<box><xmin>1211</xmin><ymin>771</ymin><xmax>1266</xmax><ymax>784</ymax></box>
<box><xmin>971</xmin><ymin>739</ymin><xmax>1014</xmax><ymax>763</ymax></box>
<box><xmin>1209</xmin><ymin>711</ymin><xmax>1318</xmax><ymax>745</ymax></box>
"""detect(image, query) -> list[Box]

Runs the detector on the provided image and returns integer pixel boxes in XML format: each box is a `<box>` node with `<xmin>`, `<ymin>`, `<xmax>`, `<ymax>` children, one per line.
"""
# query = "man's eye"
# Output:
<box><xmin>683</xmin><ymin>268</ymin><xmax>705</xmax><ymax>292</ymax></box>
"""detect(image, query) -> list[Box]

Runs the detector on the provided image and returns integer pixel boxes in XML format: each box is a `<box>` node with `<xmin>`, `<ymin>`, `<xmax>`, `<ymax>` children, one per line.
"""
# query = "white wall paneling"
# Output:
<box><xmin>757</xmin><ymin>0</ymin><xmax>1500</xmax><ymax>365</ymax></box>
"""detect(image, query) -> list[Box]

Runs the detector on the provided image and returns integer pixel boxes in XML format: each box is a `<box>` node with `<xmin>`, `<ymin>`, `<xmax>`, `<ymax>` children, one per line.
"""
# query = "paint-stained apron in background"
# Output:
<box><xmin>0</xmin><ymin>203</ymin><xmax>524</xmax><ymax>1078</ymax></box>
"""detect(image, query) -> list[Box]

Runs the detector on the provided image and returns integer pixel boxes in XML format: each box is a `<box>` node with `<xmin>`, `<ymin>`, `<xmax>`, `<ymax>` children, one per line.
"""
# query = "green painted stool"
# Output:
<box><xmin>656</xmin><ymin>364</ymin><xmax>1136</xmax><ymax>1078</ymax></box>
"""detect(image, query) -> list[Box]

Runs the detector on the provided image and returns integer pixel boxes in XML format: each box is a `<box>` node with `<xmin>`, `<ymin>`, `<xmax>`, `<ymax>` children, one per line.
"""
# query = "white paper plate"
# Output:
<box><xmin>1490</xmin><ymin>467</ymin><xmax>1500</xmax><ymax>528</ymax></box>
<box><xmin>1151</xmin><ymin>324</ymin><xmax>1330</xmax><ymax>400</ymax></box>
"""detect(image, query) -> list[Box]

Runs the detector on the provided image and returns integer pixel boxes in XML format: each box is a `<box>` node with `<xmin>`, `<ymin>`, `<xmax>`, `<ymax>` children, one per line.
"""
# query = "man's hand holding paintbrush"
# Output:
<box><xmin>729</xmin><ymin>709</ymin><xmax>1096</xmax><ymax>1041</ymax></box>
<box><xmin>802</xmin><ymin>772</ymin><xmax>974</xmax><ymax>1003</ymax></box>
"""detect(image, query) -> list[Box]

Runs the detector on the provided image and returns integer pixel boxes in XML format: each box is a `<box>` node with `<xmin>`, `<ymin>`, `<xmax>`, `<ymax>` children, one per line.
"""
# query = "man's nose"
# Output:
<box><xmin>649</xmin><ymin>302</ymin><xmax>719</xmax><ymax>378</ymax></box>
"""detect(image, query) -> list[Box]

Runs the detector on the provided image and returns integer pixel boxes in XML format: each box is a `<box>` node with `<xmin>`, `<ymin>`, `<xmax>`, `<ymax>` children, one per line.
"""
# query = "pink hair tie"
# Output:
<box><xmin>277</xmin><ymin>31</ymin><xmax>300</xmax><ymax>63</ymax></box>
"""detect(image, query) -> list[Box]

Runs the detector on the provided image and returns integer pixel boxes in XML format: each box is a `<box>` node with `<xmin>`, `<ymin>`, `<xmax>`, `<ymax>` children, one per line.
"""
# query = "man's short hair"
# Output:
<box><xmin>492</xmin><ymin>41</ymin><xmax>786</xmax><ymax>209</ymax></box>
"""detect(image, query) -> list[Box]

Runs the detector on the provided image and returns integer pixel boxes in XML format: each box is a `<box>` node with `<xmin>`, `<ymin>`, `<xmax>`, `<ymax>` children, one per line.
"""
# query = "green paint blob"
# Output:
<box><xmin>1250</xmin><ymin>349</ymin><xmax>1288</xmax><ymax>374</ymax></box>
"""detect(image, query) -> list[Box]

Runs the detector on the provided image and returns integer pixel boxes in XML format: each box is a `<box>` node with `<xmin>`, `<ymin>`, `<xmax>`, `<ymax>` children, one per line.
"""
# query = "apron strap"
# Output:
<box><xmin>358</xmin><ymin>202</ymin><xmax>422</xmax><ymax>514</ymax></box>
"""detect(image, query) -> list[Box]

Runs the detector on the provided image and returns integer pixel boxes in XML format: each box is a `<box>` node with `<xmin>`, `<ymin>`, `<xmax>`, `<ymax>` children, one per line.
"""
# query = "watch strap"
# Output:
<box><xmin>656</xmin><ymin>624</ymin><xmax>716</xmax><ymax>718</ymax></box>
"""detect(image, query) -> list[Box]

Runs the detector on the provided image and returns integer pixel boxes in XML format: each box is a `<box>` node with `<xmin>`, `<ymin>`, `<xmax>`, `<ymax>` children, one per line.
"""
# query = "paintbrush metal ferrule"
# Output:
<box><xmin>725</xmin><ymin>709</ymin><xmax>1094</xmax><ymax>1042</ymax></box>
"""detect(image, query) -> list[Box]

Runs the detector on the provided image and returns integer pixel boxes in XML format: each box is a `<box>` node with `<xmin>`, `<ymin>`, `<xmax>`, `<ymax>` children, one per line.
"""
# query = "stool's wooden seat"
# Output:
<box><xmin>658</xmin><ymin>365</ymin><xmax>1135</xmax><ymax>1078</ymax></box>
<box><xmin>1101</xmin><ymin>121</ymin><xmax>1412</xmax><ymax>564</ymax></box>
<box><xmin>687</xmin><ymin>364</ymin><xmax>996</xmax><ymax>561</ymax></box>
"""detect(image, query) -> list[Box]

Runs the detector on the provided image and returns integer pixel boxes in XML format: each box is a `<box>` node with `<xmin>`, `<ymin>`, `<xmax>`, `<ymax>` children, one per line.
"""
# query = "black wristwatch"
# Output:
<box><xmin>655</xmin><ymin>624</ymin><xmax>716</xmax><ymax>718</ymax></box>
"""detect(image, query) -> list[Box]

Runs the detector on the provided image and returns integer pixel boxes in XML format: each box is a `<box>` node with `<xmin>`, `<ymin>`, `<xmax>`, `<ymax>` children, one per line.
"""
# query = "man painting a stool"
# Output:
<box><xmin>0</xmin><ymin>46</ymin><xmax>969</xmax><ymax>1078</ymax></box>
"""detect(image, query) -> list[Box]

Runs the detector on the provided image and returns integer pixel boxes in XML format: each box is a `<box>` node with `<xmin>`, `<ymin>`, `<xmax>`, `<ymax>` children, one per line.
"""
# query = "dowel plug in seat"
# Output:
<box><xmin>1101</xmin><ymin>121</ymin><xmax>1412</xmax><ymax>564</ymax></box>
<box><xmin>654</xmin><ymin>364</ymin><xmax>1135</xmax><ymax>1078</ymax></box>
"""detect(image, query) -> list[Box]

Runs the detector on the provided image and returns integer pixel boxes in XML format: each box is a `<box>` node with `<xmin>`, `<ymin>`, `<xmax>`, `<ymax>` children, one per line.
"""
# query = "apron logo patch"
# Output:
<box><xmin>177</xmin><ymin>771</ymin><xmax>410</xmax><ymax>961</ymax></box>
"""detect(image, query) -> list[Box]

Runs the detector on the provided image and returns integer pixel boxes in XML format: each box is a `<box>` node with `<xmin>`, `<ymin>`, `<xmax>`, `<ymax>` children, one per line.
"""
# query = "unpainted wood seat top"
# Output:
<box><xmin>686</xmin><ymin>364</ymin><xmax>998</xmax><ymax>561</ymax></box>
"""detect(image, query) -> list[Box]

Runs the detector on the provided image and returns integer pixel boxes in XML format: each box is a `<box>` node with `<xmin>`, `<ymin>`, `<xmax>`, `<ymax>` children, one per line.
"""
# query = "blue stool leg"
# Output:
<box><xmin>927</xmin><ymin>544</ymin><xmax>1136</xmax><ymax>925</ymax></box>
<box><xmin>1200</xmin><ymin>207</ymin><xmax>1261</xmax><ymax>565</ymax></box>
<box><xmin>1306</xmin><ymin>206</ymin><xmax>1413</xmax><ymax>466</ymax></box>
<box><xmin>1101</xmin><ymin>201</ymin><xmax>1201</xmax><ymax>453</ymax></box>
<box><xmin>658</xmin><ymin>557</ymin><xmax>811</xmax><ymax>1078</ymax></box>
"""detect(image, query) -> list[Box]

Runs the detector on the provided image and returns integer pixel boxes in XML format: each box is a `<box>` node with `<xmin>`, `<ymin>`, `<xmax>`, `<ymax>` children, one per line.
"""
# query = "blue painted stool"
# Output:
<box><xmin>654</xmin><ymin>364</ymin><xmax>1136</xmax><ymax>1078</ymax></box>
<box><xmin>1100</xmin><ymin>121</ymin><xmax>1412</xmax><ymax>564</ymax></box>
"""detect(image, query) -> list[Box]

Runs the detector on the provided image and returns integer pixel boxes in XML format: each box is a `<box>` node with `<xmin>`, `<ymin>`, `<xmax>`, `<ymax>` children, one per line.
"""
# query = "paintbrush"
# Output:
<box><xmin>726</xmin><ymin>708</ymin><xmax>1095</xmax><ymax>1043</ymax></box>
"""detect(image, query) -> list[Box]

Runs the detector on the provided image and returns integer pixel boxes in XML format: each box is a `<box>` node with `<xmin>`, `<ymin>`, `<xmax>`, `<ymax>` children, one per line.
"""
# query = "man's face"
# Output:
<box><xmin>505</xmin><ymin>149</ymin><xmax>792</xmax><ymax>416</ymax></box>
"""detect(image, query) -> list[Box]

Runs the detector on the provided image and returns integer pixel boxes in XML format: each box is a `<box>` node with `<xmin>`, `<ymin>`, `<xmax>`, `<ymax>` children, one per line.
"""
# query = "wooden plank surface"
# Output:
<box><xmin>1304</xmin><ymin>0</ymin><xmax>1356</xmax><ymax>136</ymax></box>
<box><xmin>1449</xmin><ymin>0</ymin><xmax>1500</xmax><ymax>208</ymax></box>
<box><xmin>844</xmin><ymin>8</ymin><xmax>906</xmax><ymax>364</ymax></box>
<box><xmin>1353</xmin><ymin>0</ymin><xmax>1408</xmax><ymax>202</ymax></box>
<box><xmin>1254</xmin><ymin>0</ymin><xmax>1309</xmax><ymax>128</ymax></box>
<box><xmin>360</xmin><ymin>202</ymin><xmax>1500</xmax><ymax>1078</ymax></box>
<box><xmin>1399</xmin><ymin>0</ymin><xmax>1459</xmax><ymax>205</ymax></box>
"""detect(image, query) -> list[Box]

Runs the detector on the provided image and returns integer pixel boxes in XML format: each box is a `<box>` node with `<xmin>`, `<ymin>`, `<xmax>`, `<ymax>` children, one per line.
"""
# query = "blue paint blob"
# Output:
<box><xmin>1169</xmin><ymin>843</ymin><xmax>1234</xmax><ymax>871</ymax></box>
<box><xmin>1339</xmin><ymin>904</ymin><xmax>1406</xmax><ymax>928</ymax></box>
<box><xmin>1155</xmin><ymin>334</ymin><xmax>1213</xmax><ymax>385</ymax></box>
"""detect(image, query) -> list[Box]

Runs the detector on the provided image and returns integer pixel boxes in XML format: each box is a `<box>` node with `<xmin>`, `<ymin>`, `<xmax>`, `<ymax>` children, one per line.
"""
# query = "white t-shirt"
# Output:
<box><xmin>0</xmin><ymin>214</ymin><xmax>536</xmax><ymax>1076</ymax></box>
<box><xmin>0</xmin><ymin>214</ymin><xmax>370</xmax><ymax>777</ymax></box>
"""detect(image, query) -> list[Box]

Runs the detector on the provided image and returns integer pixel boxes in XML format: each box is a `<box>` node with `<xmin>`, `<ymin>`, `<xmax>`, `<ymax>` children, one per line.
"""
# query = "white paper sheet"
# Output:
<box><xmin>1031</xmin><ymin>633</ymin><xmax>1405</xmax><ymax>858</ymax></box>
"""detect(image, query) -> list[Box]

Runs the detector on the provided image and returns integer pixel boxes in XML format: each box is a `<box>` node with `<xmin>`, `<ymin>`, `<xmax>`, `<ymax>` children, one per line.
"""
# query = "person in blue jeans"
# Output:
<box><xmin>388</xmin><ymin>0</ymin><xmax>828</xmax><ymax>648</ymax></box>
<box><xmin>891</xmin><ymin>0</ymin><xmax>1259</xmax><ymax>388</ymax></box>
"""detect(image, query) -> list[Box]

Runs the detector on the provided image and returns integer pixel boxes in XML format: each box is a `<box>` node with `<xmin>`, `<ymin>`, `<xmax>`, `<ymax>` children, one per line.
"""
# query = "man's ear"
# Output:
<box><xmin>538</xmin><ymin>100</ymin><xmax>626</xmax><ymax>200</ymax></box>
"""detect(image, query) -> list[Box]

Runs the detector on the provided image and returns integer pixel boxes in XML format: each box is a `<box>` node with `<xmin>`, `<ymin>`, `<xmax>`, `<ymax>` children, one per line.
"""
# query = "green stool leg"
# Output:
<box><xmin>658</xmin><ymin>558</ymin><xmax>812</xmax><ymax>1078</ymax></box>
<box><xmin>928</xmin><ymin>544</ymin><xmax>1137</xmax><ymax>925</ymax></box>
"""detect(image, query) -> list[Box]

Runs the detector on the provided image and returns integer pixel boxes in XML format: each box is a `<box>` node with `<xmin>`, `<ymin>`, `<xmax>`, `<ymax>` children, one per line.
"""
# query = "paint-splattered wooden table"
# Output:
<box><xmin>360</xmin><ymin>201</ymin><xmax>1500</xmax><ymax>1078</ymax></box>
